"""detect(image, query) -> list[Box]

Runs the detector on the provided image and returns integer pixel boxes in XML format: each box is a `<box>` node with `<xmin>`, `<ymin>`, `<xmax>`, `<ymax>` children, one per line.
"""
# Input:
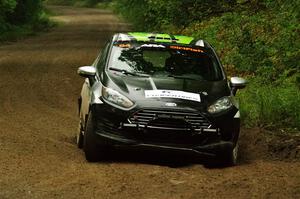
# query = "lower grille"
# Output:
<box><xmin>128</xmin><ymin>109</ymin><xmax>211</xmax><ymax>130</ymax></box>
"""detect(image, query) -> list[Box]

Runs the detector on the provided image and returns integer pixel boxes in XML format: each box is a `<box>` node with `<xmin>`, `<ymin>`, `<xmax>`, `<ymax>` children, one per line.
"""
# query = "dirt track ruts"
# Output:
<box><xmin>0</xmin><ymin>6</ymin><xmax>299</xmax><ymax>199</ymax></box>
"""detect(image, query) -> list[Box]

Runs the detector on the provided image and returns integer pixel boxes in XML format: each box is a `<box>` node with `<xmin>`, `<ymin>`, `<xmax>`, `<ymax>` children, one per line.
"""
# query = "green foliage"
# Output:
<box><xmin>6</xmin><ymin>0</ymin><xmax>41</xmax><ymax>25</ymax></box>
<box><xmin>0</xmin><ymin>0</ymin><xmax>53</xmax><ymax>41</ymax></box>
<box><xmin>0</xmin><ymin>0</ymin><xmax>17</xmax><ymax>32</ymax></box>
<box><xmin>0</xmin><ymin>0</ymin><xmax>17</xmax><ymax>14</ymax></box>
<box><xmin>182</xmin><ymin>4</ymin><xmax>300</xmax><ymax>76</ymax></box>
<box><xmin>238</xmin><ymin>74</ymin><xmax>300</xmax><ymax>130</ymax></box>
<box><xmin>113</xmin><ymin>0</ymin><xmax>241</xmax><ymax>31</ymax></box>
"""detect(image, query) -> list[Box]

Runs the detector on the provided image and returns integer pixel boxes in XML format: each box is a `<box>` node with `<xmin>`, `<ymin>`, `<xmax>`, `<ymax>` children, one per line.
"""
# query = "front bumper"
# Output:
<box><xmin>90</xmin><ymin>103</ymin><xmax>239</xmax><ymax>157</ymax></box>
<box><xmin>93</xmin><ymin>129</ymin><xmax>234</xmax><ymax>157</ymax></box>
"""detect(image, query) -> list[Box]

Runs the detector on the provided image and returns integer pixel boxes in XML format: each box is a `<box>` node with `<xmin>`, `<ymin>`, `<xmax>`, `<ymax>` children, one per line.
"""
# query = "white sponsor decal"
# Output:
<box><xmin>145</xmin><ymin>90</ymin><xmax>201</xmax><ymax>102</ymax></box>
<box><xmin>140</xmin><ymin>44</ymin><xmax>166</xmax><ymax>48</ymax></box>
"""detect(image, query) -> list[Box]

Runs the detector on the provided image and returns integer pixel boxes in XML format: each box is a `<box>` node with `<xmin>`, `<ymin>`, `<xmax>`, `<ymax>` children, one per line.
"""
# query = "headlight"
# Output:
<box><xmin>207</xmin><ymin>96</ymin><xmax>233</xmax><ymax>114</ymax></box>
<box><xmin>102</xmin><ymin>86</ymin><xmax>134</xmax><ymax>108</ymax></box>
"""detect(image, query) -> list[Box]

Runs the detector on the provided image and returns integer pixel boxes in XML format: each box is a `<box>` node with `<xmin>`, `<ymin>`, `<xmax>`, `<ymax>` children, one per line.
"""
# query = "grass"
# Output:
<box><xmin>238</xmin><ymin>75</ymin><xmax>300</xmax><ymax>131</ymax></box>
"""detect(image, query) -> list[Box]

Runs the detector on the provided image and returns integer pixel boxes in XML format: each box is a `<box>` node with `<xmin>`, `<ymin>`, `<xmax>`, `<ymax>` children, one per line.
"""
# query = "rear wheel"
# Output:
<box><xmin>83</xmin><ymin>112</ymin><xmax>103</xmax><ymax>162</ymax></box>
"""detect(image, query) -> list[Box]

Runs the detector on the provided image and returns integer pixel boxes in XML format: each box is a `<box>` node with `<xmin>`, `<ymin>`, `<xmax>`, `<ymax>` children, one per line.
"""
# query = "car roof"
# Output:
<box><xmin>113</xmin><ymin>32</ymin><xmax>210</xmax><ymax>48</ymax></box>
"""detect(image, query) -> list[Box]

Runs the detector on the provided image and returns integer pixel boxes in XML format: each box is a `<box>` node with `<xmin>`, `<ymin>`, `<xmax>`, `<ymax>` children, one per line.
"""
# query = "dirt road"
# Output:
<box><xmin>0</xmin><ymin>6</ymin><xmax>299</xmax><ymax>199</ymax></box>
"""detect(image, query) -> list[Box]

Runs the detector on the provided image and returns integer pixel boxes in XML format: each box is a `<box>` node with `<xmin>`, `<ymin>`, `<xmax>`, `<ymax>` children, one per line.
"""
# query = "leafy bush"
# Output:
<box><xmin>0</xmin><ymin>0</ymin><xmax>17</xmax><ymax>32</ymax></box>
<box><xmin>0</xmin><ymin>0</ymin><xmax>52</xmax><ymax>41</ymax></box>
<box><xmin>113</xmin><ymin>0</ymin><xmax>255</xmax><ymax>31</ymax></box>
<box><xmin>182</xmin><ymin>3</ymin><xmax>300</xmax><ymax>76</ymax></box>
<box><xmin>6</xmin><ymin>0</ymin><xmax>42</xmax><ymax>25</ymax></box>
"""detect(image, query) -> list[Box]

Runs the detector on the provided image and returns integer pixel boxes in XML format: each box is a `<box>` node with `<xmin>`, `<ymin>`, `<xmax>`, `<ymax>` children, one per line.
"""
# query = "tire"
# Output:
<box><xmin>83</xmin><ymin>112</ymin><xmax>102</xmax><ymax>162</ymax></box>
<box><xmin>221</xmin><ymin>142</ymin><xmax>239</xmax><ymax>167</ymax></box>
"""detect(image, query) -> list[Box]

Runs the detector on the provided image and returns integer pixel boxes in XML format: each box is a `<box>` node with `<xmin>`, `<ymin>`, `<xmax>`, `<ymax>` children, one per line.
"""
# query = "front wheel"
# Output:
<box><xmin>83</xmin><ymin>112</ymin><xmax>103</xmax><ymax>162</ymax></box>
<box><xmin>221</xmin><ymin>142</ymin><xmax>239</xmax><ymax>166</ymax></box>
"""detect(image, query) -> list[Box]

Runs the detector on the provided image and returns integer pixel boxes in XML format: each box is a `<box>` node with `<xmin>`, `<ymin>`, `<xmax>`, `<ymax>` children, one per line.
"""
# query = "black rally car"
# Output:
<box><xmin>76</xmin><ymin>32</ymin><xmax>246</xmax><ymax>165</ymax></box>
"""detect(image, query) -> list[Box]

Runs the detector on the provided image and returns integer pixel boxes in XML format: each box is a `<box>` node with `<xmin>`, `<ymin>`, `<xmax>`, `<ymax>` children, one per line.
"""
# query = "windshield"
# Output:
<box><xmin>108</xmin><ymin>43</ymin><xmax>223</xmax><ymax>81</ymax></box>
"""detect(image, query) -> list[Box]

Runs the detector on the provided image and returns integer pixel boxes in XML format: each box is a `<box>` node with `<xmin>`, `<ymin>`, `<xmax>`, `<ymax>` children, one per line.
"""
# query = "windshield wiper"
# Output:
<box><xmin>168</xmin><ymin>74</ymin><xmax>199</xmax><ymax>81</ymax></box>
<box><xmin>109</xmin><ymin>67</ymin><xmax>149</xmax><ymax>77</ymax></box>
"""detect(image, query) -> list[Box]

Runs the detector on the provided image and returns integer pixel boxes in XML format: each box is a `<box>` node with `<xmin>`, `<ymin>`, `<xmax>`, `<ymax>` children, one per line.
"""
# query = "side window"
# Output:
<box><xmin>96</xmin><ymin>42</ymin><xmax>111</xmax><ymax>72</ymax></box>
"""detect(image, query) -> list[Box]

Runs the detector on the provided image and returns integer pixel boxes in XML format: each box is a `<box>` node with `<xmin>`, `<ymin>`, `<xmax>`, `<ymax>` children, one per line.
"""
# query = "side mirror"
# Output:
<box><xmin>230</xmin><ymin>77</ymin><xmax>246</xmax><ymax>95</ymax></box>
<box><xmin>77</xmin><ymin>66</ymin><xmax>96</xmax><ymax>78</ymax></box>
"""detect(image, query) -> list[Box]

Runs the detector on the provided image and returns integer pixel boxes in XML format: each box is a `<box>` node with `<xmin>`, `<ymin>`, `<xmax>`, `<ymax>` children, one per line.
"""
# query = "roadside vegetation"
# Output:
<box><xmin>0</xmin><ymin>0</ymin><xmax>53</xmax><ymax>42</ymax></box>
<box><xmin>112</xmin><ymin>0</ymin><xmax>300</xmax><ymax>131</ymax></box>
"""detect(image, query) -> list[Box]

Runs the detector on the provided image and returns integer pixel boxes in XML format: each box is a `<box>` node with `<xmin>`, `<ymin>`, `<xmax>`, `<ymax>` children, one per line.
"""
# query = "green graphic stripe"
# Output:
<box><xmin>128</xmin><ymin>32</ymin><xmax>194</xmax><ymax>44</ymax></box>
<box><xmin>174</xmin><ymin>35</ymin><xmax>194</xmax><ymax>45</ymax></box>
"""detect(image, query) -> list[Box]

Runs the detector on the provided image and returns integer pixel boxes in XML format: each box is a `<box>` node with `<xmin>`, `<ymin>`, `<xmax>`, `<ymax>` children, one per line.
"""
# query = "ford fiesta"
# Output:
<box><xmin>76</xmin><ymin>32</ymin><xmax>246</xmax><ymax>166</ymax></box>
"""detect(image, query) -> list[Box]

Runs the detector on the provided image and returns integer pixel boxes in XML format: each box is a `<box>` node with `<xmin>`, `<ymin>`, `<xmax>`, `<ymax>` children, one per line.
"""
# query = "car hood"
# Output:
<box><xmin>102</xmin><ymin>72</ymin><xmax>231</xmax><ymax>110</ymax></box>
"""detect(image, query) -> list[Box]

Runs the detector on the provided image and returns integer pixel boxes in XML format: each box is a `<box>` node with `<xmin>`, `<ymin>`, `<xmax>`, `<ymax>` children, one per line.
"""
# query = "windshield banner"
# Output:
<box><xmin>145</xmin><ymin>90</ymin><xmax>201</xmax><ymax>102</ymax></box>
